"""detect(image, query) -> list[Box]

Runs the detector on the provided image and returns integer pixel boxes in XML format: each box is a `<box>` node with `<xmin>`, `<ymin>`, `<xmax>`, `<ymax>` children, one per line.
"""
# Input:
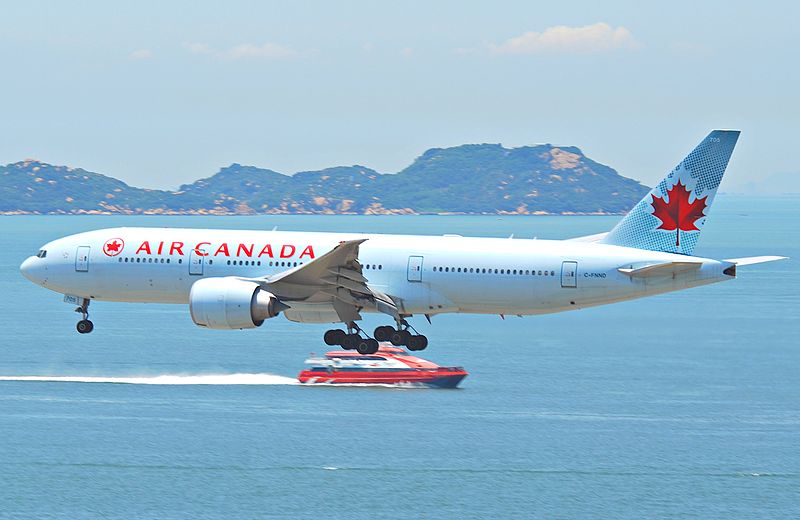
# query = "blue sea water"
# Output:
<box><xmin>0</xmin><ymin>195</ymin><xmax>798</xmax><ymax>519</ymax></box>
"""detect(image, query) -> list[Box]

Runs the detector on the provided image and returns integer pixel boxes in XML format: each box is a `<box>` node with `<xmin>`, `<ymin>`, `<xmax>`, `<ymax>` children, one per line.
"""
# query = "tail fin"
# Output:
<box><xmin>601</xmin><ymin>130</ymin><xmax>740</xmax><ymax>255</ymax></box>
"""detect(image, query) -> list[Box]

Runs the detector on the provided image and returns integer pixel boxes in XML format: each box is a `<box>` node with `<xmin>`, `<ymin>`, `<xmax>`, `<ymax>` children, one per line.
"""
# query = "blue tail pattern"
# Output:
<box><xmin>601</xmin><ymin>130</ymin><xmax>740</xmax><ymax>255</ymax></box>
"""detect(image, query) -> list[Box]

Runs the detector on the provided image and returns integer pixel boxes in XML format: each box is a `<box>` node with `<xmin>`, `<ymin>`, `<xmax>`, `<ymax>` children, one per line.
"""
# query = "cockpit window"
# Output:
<box><xmin>36</xmin><ymin>250</ymin><xmax>47</xmax><ymax>258</ymax></box>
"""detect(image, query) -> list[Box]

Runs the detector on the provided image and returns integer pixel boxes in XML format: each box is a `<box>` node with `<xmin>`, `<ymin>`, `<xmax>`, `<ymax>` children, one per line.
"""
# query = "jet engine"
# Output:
<box><xmin>189</xmin><ymin>277</ymin><xmax>284</xmax><ymax>329</ymax></box>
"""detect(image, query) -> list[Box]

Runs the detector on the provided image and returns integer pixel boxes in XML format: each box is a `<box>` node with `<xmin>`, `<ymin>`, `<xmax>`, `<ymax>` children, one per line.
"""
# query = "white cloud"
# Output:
<box><xmin>490</xmin><ymin>23</ymin><xmax>640</xmax><ymax>55</ymax></box>
<box><xmin>129</xmin><ymin>49</ymin><xmax>153</xmax><ymax>60</ymax></box>
<box><xmin>182</xmin><ymin>42</ymin><xmax>212</xmax><ymax>55</ymax></box>
<box><xmin>182</xmin><ymin>41</ymin><xmax>298</xmax><ymax>60</ymax></box>
<box><xmin>400</xmin><ymin>47</ymin><xmax>414</xmax><ymax>57</ymax></box>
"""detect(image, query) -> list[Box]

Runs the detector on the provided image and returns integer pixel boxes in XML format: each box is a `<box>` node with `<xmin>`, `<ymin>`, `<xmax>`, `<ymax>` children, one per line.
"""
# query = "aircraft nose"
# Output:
<box><xmin>20</xmin><ymin>256</ymin><xmax>44</xmax><ymax>284</ymax></box>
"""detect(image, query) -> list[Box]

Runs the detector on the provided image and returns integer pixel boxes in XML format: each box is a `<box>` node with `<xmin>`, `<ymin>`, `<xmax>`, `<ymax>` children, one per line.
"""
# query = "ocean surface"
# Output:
<box><xmin>0</xmin><ymin>195</ymin><xmax>798</xmax><ymax>519</ymax></box>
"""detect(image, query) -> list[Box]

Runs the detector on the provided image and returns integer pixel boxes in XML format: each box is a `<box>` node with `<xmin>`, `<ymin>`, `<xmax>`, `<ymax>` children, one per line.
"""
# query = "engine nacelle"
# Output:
<box><xmin>189</xmin><ymin>277</ymin><xmax>283</xmax><ymax>330</ymax></box>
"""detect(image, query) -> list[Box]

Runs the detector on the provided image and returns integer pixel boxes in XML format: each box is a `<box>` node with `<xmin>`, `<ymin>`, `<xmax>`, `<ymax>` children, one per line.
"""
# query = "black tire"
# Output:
<box><xmin>324</xmin><ymin>329</ymin><xmax>346</xmax><ymax>346</ymax></box>
<box><xmin>390</xmin><ymin>329</ymin><xmax>410</xmax><ymax>346</ymax></box>
<box><xmin>76</xmin><ymin>320</ymin><xmax>93</xmax><ymax>334</ymax></box>
<box><xmin>374</xmin><ymin>326</ymin><xmax>391</xmax><ymax>342</ymax></box>
<box><xmin>366</xmin><ymin>338</ymin><xmax>379</xmax><ymax>354</ymax></box>
<box><xmin>355</xmin><ymin>338</ymin><xmax>372</xmax><ymax>355</ymax></box>
<box><xmin>407</xmin><ymin>335</ymin><xmax>420</xmax><ymax>351</ymax></box>
<box><xmin>341</xmin><ymin>334</ymin><xmax>358</xmax><ymax>350</ymax></box>
<box><xmin>416</xmin><ymin>335</ymin><xmax>428</xmax><ymax>350</ymax></box>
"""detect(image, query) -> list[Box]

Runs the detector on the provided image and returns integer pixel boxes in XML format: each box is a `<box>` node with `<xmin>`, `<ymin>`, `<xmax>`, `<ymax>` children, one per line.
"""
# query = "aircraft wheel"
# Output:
<box><xmin>324</xmin><ymin>329</ymin><xmax>346</xmax><ymax>346</ymax></box>
<box><xmin>366</xmin><ymin>339</ymin><xmax>379</xmax><ymax>354</ymax></box>
<box><xmin>406</xmin><ymin>335</ymin><xmax>428</xmax><ymax>351</ymax></box>
<box><xmin>390</xmin><ymin>329</ymin><xmax>410</xmax><ymax>346</ymax></box>
<box><xmin>374</xmin><ymin>326</ymin><xmax>392</xmax><ymax>342</ymax></box>
<box><xmin>76</xmin><ymin>320</ymin><xmax>94</xmax><ymax>334</ymax></box>
<box><xmin>341</xmin><ymin>334</ymin><xmax>359</xmax><ymax>350</ymax></box>
<box><xmin>355</xmin><ymin>338</ymin><xmax>372</xmax><ymax>355</ymax></box>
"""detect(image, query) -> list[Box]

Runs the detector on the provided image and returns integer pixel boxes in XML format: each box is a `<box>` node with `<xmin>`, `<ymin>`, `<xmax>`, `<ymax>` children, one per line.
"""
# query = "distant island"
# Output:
<box><xmin>0</xmin><ymin>144</ymin><xmax>649</xmax><ymax>215</ymax></box>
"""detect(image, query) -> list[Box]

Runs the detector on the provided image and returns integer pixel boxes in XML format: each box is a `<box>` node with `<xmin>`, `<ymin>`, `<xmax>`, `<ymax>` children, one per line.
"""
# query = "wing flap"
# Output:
<box><xmin>242</xmin><ymin>238</ymin><xmax>399</xmax><ymax>322</ymax></box>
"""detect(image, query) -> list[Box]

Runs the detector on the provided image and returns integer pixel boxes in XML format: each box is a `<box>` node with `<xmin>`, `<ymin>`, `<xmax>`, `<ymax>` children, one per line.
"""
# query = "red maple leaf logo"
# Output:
<box><xmin>103</xmin><ymin>238</ymin><xmax>124</xmax><ymax>257</ymax></box>
<box><xmin>651</xmin><ymin>180</ymin><xmax>707</xmax><ymax>247</ymax></box>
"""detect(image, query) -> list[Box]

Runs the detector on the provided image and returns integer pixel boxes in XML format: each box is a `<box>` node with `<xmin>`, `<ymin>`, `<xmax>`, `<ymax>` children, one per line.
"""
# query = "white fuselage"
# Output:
<box><xmin>20</xmin><ymin>227</ymin><xmax>732</xmax><ymax>319</ymax></box>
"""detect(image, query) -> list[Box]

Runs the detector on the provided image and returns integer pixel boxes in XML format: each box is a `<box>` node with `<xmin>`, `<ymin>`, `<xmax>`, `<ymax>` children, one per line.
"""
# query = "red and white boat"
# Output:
<box><xmin>297</xmin><ymin>345</ymin><xmax>467</xmax><ymax>388</ymax></box>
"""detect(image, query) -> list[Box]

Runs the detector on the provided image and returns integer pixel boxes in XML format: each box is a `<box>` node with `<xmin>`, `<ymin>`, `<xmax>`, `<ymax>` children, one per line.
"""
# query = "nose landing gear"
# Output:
<box><xmin>75</xmin><ymin>299</ymin><xmax>94</xmax><ymax>334</ymax></box>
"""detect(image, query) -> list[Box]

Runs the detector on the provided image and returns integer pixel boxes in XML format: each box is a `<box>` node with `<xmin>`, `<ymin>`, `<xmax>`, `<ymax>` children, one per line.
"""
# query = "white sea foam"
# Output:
<box><xmin>0</xmin><ymin>373</ymin><xmax>299</xmax><ymax>385</ymax></box>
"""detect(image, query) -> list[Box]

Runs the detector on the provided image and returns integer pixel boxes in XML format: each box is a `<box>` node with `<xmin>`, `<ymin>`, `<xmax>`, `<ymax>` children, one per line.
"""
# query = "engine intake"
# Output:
<box><xmin>189</xmin><ymin>277</ymin><xmax>284</xmax><ymax>329</ymax></box>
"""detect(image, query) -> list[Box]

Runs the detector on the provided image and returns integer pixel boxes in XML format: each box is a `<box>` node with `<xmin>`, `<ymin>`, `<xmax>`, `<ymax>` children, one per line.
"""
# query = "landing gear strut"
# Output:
<box><xmin>323</xmin><ymin>322</ymin><xmax>378</xmax><ymax>354</ymax></box>
<box><xmin>75</xmin><ymin>299</ymin><xmax>94</xmax><ymax>334</ymax></box>
<box><xmin>376</xmin><ymin>319</ymin><xmax>428</xmax><ymax>351</ymax></box>
<box><xmin>324</xmin><ymin>319</ymin><xmax>428</xmax><ymax>353</ymax></box>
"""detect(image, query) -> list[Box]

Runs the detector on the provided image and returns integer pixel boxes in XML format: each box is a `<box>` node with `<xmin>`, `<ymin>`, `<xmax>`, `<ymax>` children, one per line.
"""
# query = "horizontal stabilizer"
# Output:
<box><xmin>618</xmin><ymin>261</ymin><xmax>702</xmax><ymax>278</ymax></box>
<box><xmin>723</xmin><ymin>256</ymin><xmax>788</xmax><ymax>266</ymax></box>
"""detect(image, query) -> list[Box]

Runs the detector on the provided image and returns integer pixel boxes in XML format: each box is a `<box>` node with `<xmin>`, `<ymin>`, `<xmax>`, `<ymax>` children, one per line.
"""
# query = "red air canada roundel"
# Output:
<box><xmin>103</xmin><ymin>238</ymin><xmax>125</xmax><ymax>257</ymax></box>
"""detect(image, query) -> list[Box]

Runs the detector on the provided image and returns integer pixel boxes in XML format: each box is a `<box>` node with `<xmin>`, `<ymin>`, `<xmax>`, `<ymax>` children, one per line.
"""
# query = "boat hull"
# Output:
<box><xmin>297</xmin><ymin>368</ymin><xmax>467</xmax><ymax>388</ymax></box>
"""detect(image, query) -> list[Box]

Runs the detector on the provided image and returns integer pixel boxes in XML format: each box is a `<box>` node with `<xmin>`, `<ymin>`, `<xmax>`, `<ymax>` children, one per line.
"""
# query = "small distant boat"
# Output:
<box><xmin>298</xmin><ymin>345</ymin><xmax>467</xmax><ymax>388</ymax></box>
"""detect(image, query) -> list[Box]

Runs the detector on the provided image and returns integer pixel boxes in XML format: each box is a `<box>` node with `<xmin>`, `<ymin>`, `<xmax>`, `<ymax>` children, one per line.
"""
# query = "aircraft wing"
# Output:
<box><xmin>242</xmin><ymin>239</ymin><xmax>398</xmax><ymax>322</ymax></box>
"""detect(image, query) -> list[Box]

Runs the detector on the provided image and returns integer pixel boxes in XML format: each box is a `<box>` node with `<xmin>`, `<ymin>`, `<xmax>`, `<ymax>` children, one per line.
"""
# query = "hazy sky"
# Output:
<box><xmin>2</xmin><ymin>1</ymin><xmax>798</xmax><ymax>192</ymax></box>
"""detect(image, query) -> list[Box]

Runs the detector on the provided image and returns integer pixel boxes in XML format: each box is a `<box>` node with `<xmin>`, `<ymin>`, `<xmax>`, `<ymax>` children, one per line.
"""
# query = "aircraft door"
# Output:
<box><xmin>407</xmin><ymin>255</ymin><xmax>423</xmax><ymax>282</ymax></box>
<box><xmin>561</xmin><ymin>261</ymin><xmax>577</xmax><ymax>288</ymax></box>
<box><xmin>189</xmin><ymin>249</ymin><xmax>204</xmax><ymax>275</ymax></box>
<box><xmin>75</xmin><ymin>246</ymin><xmax>90</xmax><ymax>272</ymax></box>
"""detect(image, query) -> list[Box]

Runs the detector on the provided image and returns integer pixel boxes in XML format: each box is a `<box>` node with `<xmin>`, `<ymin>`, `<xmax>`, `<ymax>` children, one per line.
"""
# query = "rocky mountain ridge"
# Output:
<box><xmin>0</xmin><ymin>143</ymin><xmax>649</xmax><ymax>215</ymax></box>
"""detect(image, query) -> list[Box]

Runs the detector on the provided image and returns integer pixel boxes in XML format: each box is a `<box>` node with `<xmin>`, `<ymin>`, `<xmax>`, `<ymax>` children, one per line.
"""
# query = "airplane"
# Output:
<box><xmin>19</xmin><ymin>130</ymin><xmax>786</xmax><ymax>354</ymax></box>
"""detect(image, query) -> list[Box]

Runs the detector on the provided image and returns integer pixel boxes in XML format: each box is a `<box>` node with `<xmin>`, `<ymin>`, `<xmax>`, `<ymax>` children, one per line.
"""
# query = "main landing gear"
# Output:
<box><xmin>373</xmin><ymin>324</ymin><xmax>428</xmax><ymax>351</ymax></box>
<box><xmin>324</xmin><ymin>323</ymin><xmax>379</xmax><ymax>355</ymax></box>
<box><xmin>75</xmin><ymin>299</ymin><xmax>94</xmax><ymax>334</ymax></box>
<box><xmin>323</xmin><ymin>320</ymin><xmax>428</xmax><ymax>354</ymax></box>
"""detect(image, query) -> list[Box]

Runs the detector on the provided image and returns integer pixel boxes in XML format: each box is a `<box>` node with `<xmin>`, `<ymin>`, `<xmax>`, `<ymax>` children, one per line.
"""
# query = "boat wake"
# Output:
<box><xmin>0</xmin><ymin>373</ymin><xmax>300</xmax><ymax>385</ymax></box>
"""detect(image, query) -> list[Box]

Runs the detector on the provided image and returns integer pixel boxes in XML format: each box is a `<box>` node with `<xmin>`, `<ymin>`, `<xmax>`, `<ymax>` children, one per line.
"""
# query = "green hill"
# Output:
<box><xmin>0</xmin><ymin>144</ymin><xmax>648</xmax><ymax>215</ymax></box>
